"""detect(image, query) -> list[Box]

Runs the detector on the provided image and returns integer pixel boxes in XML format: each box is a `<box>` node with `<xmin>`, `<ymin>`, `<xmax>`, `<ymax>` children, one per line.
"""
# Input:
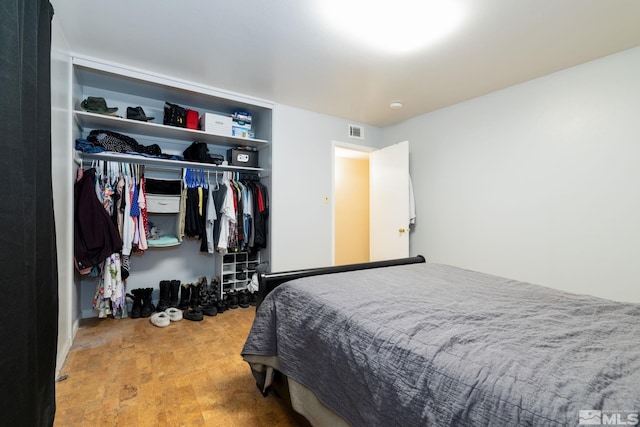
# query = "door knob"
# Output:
<box><xmin>398</xmin><ymin>228</ymin><xmax>406</xmax><ymax>234</ymax></box>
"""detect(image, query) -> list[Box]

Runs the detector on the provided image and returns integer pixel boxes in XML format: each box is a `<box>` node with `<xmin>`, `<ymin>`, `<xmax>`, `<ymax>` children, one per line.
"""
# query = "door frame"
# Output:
<box><xmin>331</xmin><ymin>141</ymin><xmax>374</xmax><ymax>266</ymax></box>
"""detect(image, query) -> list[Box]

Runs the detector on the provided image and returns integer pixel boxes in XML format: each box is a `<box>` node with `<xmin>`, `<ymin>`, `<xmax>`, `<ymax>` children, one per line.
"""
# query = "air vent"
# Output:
<box><xmin>348</xmin><ymin>124</ymin><xmax>364</xmax><ymax>140</ymax></box>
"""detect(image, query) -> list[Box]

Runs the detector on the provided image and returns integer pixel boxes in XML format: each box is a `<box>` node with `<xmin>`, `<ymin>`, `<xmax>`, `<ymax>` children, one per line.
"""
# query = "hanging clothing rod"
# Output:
<box><xmin>79</xmin><ymin>151</ymin><xmax>264</xmax><ymax>174</ymax></box>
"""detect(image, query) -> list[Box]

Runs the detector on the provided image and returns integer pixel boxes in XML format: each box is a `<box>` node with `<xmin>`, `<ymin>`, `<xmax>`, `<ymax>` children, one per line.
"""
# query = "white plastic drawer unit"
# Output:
<box><xmin>146</xmin><ymin>194</ymin><xmax>181</xmax><ymax>213</ymax></box>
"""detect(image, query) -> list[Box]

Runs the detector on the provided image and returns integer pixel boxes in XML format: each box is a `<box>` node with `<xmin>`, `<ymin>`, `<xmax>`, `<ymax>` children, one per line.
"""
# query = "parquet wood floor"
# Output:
<box><xmin>54</xmin><ymin>306</ymin><xmax>302</xmax><ymax>426</ymax></box>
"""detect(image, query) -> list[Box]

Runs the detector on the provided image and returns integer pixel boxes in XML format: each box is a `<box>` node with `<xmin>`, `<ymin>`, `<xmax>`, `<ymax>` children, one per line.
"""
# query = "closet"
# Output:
<box><xmin>72</xmin><ymin>56</ymin><xmax>273</xmax><ymax>318</ymax></box>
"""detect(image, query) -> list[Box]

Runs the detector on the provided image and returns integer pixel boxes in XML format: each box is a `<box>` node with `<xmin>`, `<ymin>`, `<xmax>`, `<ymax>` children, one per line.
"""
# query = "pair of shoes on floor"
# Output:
<box><xmin>150</xmin><ymin>307</ymin><xmax>183</xmax><ymax>327</ymax></box>
<box><xmin>127</xmin><ymin>288</ymin><xmax>155</xmax><ymax>318</ymax></box>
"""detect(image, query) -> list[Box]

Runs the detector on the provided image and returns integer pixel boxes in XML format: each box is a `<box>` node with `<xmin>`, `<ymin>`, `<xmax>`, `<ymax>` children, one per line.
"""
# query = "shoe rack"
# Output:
<box><xmin>218</xmin><ymin>251</ymin><xmax>261</xmax><ymax>297</ymax></box>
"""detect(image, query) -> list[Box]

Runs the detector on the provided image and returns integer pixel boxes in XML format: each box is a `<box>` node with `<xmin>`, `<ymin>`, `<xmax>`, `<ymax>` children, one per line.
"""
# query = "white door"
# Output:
<box><xmin>370</xmin><ymin>141</ymin><xmax>410</xmax><ymax>261</ymax></box>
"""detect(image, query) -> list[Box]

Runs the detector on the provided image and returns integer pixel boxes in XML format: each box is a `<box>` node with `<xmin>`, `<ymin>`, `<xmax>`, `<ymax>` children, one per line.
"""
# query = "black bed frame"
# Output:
<box><xmin>256</xmin><ymin>255</ymin><xmax>426</xmax><ymax>309</ymax></box>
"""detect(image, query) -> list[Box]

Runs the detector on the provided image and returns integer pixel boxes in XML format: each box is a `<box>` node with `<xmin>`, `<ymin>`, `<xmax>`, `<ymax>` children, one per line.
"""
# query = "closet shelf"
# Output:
<box><xmin>74</xmin><ymin>110</ymin><xmax>269</xmax><ymax>148</ymax></box>
<box><xmin>78</xmin><ymin>151</ymin><xmax>265</xmax><ymax>173</ymax></box>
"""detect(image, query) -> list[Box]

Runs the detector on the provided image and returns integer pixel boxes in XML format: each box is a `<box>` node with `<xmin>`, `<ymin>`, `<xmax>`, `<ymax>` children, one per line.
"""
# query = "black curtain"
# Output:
<box><xmin>0</xmin><ymin>1</ymin><xmax>58</xmax><ymax>426</ymax></box>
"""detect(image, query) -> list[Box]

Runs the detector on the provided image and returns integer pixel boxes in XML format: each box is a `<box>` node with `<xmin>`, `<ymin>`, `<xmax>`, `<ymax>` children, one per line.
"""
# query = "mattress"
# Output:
<box><xmin>242</xmin><ymin>263</ymin><xmax>640</xmax><ymax>426</ymax></box>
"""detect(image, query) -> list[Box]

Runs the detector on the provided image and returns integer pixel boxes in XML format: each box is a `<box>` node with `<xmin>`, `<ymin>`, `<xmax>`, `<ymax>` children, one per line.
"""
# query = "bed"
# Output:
<box><xmin>241</xmin><ymin>257</ymin><xmax>640</xmax><ymax>426</ymax></box>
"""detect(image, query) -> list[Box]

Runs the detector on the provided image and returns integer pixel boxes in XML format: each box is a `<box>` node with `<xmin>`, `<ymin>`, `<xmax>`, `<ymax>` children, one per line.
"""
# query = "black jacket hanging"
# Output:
<box><xmin>74</xmin><ymin>168</ymin><xmax>124</xmax><ymax>272</ymax></box>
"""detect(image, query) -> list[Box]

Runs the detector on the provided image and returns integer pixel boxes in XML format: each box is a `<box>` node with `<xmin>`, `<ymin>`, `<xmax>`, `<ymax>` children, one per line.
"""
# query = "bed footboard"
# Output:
<box><xmin>256</xmin><ymin>255</ymin><xmax>425</xmax><ymax>309</ymax></box>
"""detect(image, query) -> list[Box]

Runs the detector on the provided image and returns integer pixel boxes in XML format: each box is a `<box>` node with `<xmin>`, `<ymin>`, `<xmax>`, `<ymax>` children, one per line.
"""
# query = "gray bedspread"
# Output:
<box><xmin>241</xmin><ymin>263</ymin><xmax>640</xmax><ymax>426</ymax></box>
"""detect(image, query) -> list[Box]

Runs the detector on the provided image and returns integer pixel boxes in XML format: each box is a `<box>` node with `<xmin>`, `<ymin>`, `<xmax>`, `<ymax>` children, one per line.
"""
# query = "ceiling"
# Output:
<box><xmin>52</xmin><ymin>0</ymin><xmax>640</xmax><ymax>127</ymax></box>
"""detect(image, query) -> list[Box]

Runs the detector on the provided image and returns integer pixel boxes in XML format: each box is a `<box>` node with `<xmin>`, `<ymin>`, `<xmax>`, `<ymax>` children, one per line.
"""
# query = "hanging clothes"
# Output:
<box><xmin>216</xmin><ymin>175</ymin><xmax>236</xmax><ymax>254</ymax></box>
<box><xmin>205</xmin><ymin>176</ymin><xmax>217</xmax><ymax>254</ymax></box>
<box><xmin>74</xmin><ymin>167</ymin><xmax>123</xmax><ymax>274</ymax></box>
<box><xmin>211</xmin><ymin>175</ymin><xmax>228</xmax><ymax>250</ymax></box>
<box><xmin>211</xmin><ymin>173</ymin><xmax>268</xmax><ymax>254</ymax></box>
<box><xmin>137</xmin><ymin>175</ymin><xmax>148</xmax><ymax>251</ymax></box>
<box><xmin>93</xmin><ymin>253</ymin><xmax>127</xmax><ymax>319</ymax></box>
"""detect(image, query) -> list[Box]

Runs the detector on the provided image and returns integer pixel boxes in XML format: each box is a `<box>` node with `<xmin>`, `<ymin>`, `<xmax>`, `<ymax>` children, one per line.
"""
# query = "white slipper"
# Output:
<box><xmin>165</xmin><ymin>307</ymin><xmax>183</xmax><ymax>322</ymax></box>
<box><xmin>150</xmin><ymin>312</ymin><xmax>171</xmax><ymax>328</ymax></box>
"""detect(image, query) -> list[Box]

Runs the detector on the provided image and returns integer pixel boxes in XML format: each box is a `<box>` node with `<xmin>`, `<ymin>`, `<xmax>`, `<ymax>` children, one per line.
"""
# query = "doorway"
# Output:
<box><xmin>332</xmin><ymin>140</ymin><xmax>410</xmax><ymax>266</ymax></box>
<box><xmin>333</xmin><ymin>144</ymin><xmax>371</xmax><ymax>265</ymax></box>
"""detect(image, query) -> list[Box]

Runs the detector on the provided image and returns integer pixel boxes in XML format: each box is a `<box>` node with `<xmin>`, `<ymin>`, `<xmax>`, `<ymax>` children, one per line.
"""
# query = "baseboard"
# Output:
<box><xmin>81</xmin><ymin>308</ymin><xmax>98</xmax><ymax>319</ymax></box>
<box><xmin>55</xmin><ymin>317</ymin><xmax>79</xmax><ymax>378</ymax></box>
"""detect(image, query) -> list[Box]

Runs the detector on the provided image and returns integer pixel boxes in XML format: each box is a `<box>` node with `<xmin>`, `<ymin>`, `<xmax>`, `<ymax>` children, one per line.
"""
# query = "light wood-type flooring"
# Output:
<box><xmin>55</xmin><ymin>306</ymin><xmax>303</xmax><ymax>426</ymax></box>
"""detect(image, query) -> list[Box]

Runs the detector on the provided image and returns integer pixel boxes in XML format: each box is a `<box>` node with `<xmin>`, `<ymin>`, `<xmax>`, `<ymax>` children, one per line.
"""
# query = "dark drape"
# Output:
<box><xmin>0</xmin><ymin>1</ymin><xmax>58</xmax><ymax>426</ymax></box>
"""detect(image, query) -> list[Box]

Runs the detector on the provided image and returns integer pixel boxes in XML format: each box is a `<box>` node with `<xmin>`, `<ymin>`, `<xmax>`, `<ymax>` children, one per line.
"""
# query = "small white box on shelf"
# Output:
<box><xmin>200</xmin><ymin>113</ymin><xmax>232</xmax><ymax>135</ymax></box>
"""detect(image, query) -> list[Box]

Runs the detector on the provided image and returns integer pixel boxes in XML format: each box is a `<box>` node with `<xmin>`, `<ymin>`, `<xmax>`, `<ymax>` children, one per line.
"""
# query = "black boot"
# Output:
<box><xmin>248</xmin><ymin>291</ymin><xmax>258</xmax><ymax>306</ymax></box>
<box><xmin>238</xmin><ymin>289</ymin><xmax>250</xmax><ymax>308</ymax></box>
<box><xmin>179</xmin><ymin>283</ymin><xmax>191</xmax><ymax>309</ymax></box>
<box><xmin>184</xmin><ymin>281</ymin><xmax>203</xmax><ymax>321</ymax></box>
<box><xmin>169</xmin><ymin>280</ymin><xmax>181</xmax><ymax>308</ymax></box>
<box><xmin>141</xmin><ymin>288</ymin><xmax>155</xmax><ymax>318</ymax></box>
<box><xmin>210</xmin><ymin>276</ymin><xmax>221</xmax><ymax>300</ymax></box>
<box><xmin>190</xmin><ymin>281</ymin><xmax>201</xmax><ymax>308</ymax></box>
<box><xmin>127</xmin><ymin>289</ymin><xmax>142</xmax><ymax>319</ymax></box>
<box><xmin>156</xmin><ymin>280</ymin><xmax>171</xmax><ymax>312</ymax></box>
<box><xmin>216</xmin><ymin>295</ymin><xmax>228</xmax><ymax>314</ymax></box>
<box><xmin>227</xmin><ymin>290</ymin><xmax>239</xmax><ymax>309</ymax></box>
<box><xmin>199</xmin><ymin>277</ymin><xmax>217</xmax><ymax>317</ymax></box>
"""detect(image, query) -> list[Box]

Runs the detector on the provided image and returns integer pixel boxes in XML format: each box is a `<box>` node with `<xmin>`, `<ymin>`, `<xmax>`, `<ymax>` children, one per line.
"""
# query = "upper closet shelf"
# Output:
<box><xmin>75</xmin><ymin>111</ymin><xmax>269</xmax><ymax>148</ymax></box>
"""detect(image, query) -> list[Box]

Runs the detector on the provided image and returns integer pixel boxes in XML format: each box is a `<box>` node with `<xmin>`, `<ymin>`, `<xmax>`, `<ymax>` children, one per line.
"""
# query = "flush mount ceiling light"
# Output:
<box><xmin>390</xmin><ymin>101</ymin><xmax>403</xmax><ymax>109</ymax></box>
<box><xmin>317</xmin><ymin>0</ymin><xmax>465</xmax><ymax>54</ymax></box>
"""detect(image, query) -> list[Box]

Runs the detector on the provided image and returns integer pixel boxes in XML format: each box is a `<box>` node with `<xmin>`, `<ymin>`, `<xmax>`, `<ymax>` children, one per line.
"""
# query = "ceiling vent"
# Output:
<box><xmin>348</xmin><ymin>124</ymin><xmax>364</xmax><ymax>140</ymax></box>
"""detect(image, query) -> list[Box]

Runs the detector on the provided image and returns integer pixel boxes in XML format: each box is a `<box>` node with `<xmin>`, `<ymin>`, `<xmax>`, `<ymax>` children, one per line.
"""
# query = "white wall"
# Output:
<box><xmin>51</xmin><ymin>15</ymin><xmax>76</xmax><ymax>373</ymax></box>
<box><xmin>271</xmin><ymin>105</ymin><xmax>383</xmax><ymax>271</ymax></box>
<box><xmin>384</xmin><ymin>46</ymin><xmax>640</xmax><ymax>303</ymax></box>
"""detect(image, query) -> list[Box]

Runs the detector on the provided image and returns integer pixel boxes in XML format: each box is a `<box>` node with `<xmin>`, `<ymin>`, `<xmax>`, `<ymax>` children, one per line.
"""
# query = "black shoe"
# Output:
<box><xmin>248</xmin><ymin>292</ymin><xmax>258</xmax><ymax>306</ymax></box>
<box><xmin>238</xmin><ymin>290</ymin><xmax>250</xmax><ymax>308</ymax></box>
<box><xmin>210</xmin><ymin>275</ymin><xmax>220</xmax><ymax>294</ymax></box>
<box><xmin>197</xmin><ymin>276</ymin><xmax>209</xmax><ymax>305</ymax></box>
<box><xmin>140</xmin><ymin>288</ymin><xmax>155</xmax><ymax>318</ymax></box>
<box><xmin>227</xmin><ymin>291</ymin><xmax>239</xmax><ymax>309</ymax></box>
<box><xmin>190</xmin><ymin>281</ymin><xmax>202</xmax><ymax>308</ymax></box>
<box><xmin>202</xmin><ymin>304</ymin><xmax>218</xmax><ymax>316</ymax></box>
<box><xmin>216</xmin><ymin>299</ymin><xmax>228</xmax><ymax>314</ymax></box>
<box><xmin>127</xmin><ymin>290</ymin><xmax>142</xmax><ymax>319</ymax></box>
<box><xmin>126</xmin><ymin>106</ymin><xmax>154</xmax><ymax>121</ymax></box>
<box><xmin>184</xmin><ymin>307</ymin><xmax>203</xmax><ymax>321</ymax></box>
<box><xmin>156</xmin><ymin>280</ymin><xmax>171</xmax><ymax>312</ymax></box>
<box><xmin>169</xmin><ymin>280</ymin><xmax>180</xmax><ymax>308</ymax></box>
<box><xmin>179</xmin><ymin>283</ymin><xmax>191</xmax><ymax>309</ymax></box>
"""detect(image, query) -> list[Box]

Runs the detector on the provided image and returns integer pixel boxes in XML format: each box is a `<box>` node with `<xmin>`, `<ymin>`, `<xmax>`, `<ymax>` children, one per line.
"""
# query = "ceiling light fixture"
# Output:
<box><xmin>317</xmin><ymin>0</ymin><xmax>465</xmax><ymax>54</ymax></box>
<box><xmin>390</xmin><ymin>101</ymin><xmax>403</xmax><ymax>109</ymax></box>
